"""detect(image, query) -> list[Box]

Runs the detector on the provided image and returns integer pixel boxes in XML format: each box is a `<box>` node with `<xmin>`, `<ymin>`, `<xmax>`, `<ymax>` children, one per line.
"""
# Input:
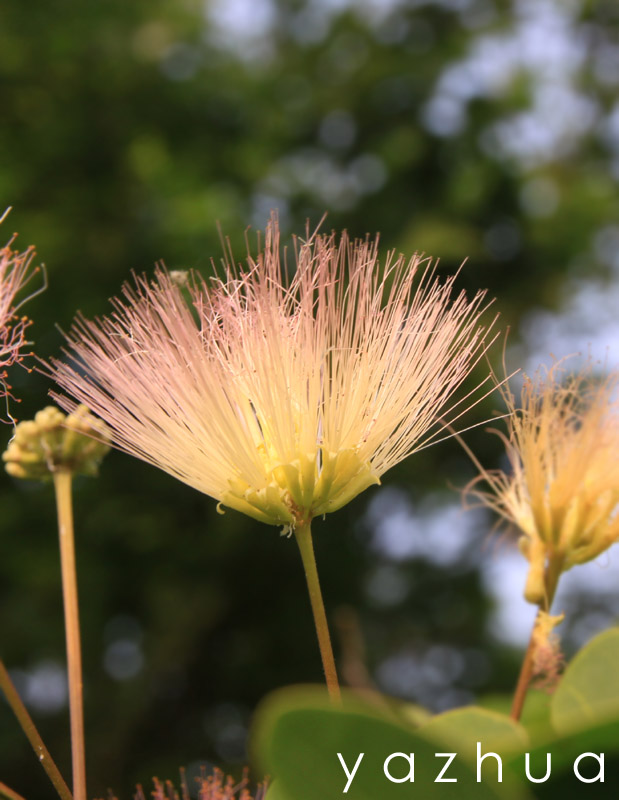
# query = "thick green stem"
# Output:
<box><xmin>510</xmin><ymin>556</ymin><xmax>563</xmax><ymax>721</ymax></box>
<box><xmin>294</xmin><ymin>521</ymin><xmax>341</xmax><ymax>703</ymax></box>
<box><xmin>53</xmin><ymin>470</ymin><xmax>86</xmax><ymax>800</ymax></box>
<box><xmin>0</xmin><ymin>659</ymin><xmax>72</xmax><ymax>800</ymax></box>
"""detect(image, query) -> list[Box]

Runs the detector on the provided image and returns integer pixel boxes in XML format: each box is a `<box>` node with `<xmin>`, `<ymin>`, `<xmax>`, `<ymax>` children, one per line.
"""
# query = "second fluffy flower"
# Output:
<box><xmin>470</xmin><ymin>363</ymin><xmax>619</xmax><ymax>604</ymax></box>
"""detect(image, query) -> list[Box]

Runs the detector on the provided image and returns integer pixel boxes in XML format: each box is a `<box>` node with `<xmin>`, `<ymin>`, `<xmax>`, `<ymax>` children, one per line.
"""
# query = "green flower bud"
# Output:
<box><xmin>3</xmin><ymin>405</ymin><xmax>111</xmax><ymax>480</ymax></box>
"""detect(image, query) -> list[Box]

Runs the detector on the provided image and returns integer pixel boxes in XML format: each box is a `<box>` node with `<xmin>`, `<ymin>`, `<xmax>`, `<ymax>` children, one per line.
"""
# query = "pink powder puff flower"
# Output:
<box><xmin>49</xmin><ymin>215</ymin><xmax>498</xmax><ymax>531</ymax></box>
<box><xmin>0</xmin><ymin>220</ymin><xmax>41</xmax><ymax>403</ymax></box>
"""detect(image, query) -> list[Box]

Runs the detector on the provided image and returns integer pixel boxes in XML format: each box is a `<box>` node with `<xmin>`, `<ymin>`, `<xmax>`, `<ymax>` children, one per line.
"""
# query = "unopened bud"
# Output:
<box><xmin>3</xmin><ymin>405</ymin><xmax>111</xmax><ymax>480</ymax></box>
<box><xmin>169</xmin><ymin>270</ymin><xmax>190</xmax><ymax>288</ymax></box>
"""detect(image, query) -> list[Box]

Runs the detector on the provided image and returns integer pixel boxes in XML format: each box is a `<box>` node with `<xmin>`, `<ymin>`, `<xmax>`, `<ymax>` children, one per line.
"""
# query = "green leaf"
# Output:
<box><xmin>476</xmin><ymin>693</ymin><xmax>512</xmax><ymax>717</ymax></box>
<box><xmin>478</xmin><ymin>691</ymin><xmax>554</xmax><ymax>747</ymax></box>
<box><xmin>421</xmin><ymin>707</ymin><xmax>529</xmax><ymax>759</ymax></box>
<box><xmin>394</xmin><ymin>700</ymin><xmax>432</xmax><ymax>729</ymax></box>
<box><xmin>551</xmin><ymin>628</ymin><xmax>619</xmax><ymax>733</ymax></box>
<box><xmin>252</xmin><ymin>687</ymin><xmax>528</xmax><ymax>800</ymax></box>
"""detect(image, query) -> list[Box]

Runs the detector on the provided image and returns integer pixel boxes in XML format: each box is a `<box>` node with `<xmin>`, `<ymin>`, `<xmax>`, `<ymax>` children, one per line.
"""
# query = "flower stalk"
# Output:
<box><xmin>294</xmin><ymin>521</ymin><xmax>341</xmax><ymax>703</ymax></box>
<box><xmin>0</xmin><ymin>659</ymin><xmax>73</xmax><ymax>800</ymax></box>
<box><xmin>54</xmin><ymin>469</ymin><xmax>86</xmax><ymax>800</ymax></box>
<box><xmin>510</xmin><ymin>554</ymin><xmax>563</xmax><ymax>721</ymax></box>
<box><xmin>2</xmin><ymin>406</ymin><xmax>110</xmax><ymax>800</ymax></box>
<box><xmin>0</xmin><ymin>782</ymin><xmax>27</xmax><ymax>800</ymax></box>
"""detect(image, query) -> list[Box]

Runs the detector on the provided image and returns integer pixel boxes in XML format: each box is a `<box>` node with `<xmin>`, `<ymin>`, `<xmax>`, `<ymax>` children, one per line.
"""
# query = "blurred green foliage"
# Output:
<box><xmin>2</xmin><ymin>0</ymin><xmax>619</xmax><ymax>796</ymax></box>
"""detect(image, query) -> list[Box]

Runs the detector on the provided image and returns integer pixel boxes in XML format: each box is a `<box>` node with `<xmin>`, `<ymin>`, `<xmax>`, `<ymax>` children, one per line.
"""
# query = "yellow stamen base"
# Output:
<box><xmin>220</xmin><ymin>448</ymin><xmax>381</xmax><ymax>528</ymax></box>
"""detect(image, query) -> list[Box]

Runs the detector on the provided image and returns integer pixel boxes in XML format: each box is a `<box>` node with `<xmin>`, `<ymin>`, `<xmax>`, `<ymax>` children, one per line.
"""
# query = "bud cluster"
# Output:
<box><xmin>3</xmin><ymin>405</ymin><xmax>110</xmax><ymax>480</ymax></box>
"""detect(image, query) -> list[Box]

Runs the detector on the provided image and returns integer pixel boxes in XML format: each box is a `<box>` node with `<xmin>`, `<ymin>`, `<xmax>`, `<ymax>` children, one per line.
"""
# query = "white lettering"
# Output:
<box><xmin>476</xmin><ymin>742</ymin><xmax>502</xmax><ymax>783</ymax></box>
<box><xmin>524</xmin><ymin>752</ymin><xmax>551</xmax><ymax>783</ymax></box>
<box><xmin>384</xmin><ymin>752</ymin><xmax>415</xmax><ymax>783</ymax></box>
<box><xmin>337</xmin><ymin>753</ymin><xmax>364</xmax><ymax>793</ymax></box>
<box><xmin>574</xmin><ymin>752</ymin><xmax>604</xmax><ymax>783</ymax></box>
<box><xmin>435</xmin><ymin>752</ymin><xmax>457</xmax><ymax>782</ymax></box>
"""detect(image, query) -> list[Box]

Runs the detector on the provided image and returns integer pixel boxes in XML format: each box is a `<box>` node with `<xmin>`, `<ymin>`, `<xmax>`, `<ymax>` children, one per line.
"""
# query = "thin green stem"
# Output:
<box><xmin>510</xmin><ymin>555</ymin><xmax>563</xmax><ymax>721</ymax></box>
<box><xmin>53</xmin><ymin>470</ymin><xmax>86</xmax><ymax>800</ymax></box>
<box><xmin>294</xmin><ymin>521</ymin><xmax>341</xmax><ymax>703</ymax></box>
<box><xmin>0</xmin><ymin>659</ymin><xmax>73</xmax><ymax>800</ymax></box>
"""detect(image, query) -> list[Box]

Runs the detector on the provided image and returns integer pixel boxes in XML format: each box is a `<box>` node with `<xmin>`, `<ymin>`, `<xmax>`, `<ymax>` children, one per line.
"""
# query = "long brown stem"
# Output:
<box><xmin>0</xmin><ymin>782</ymin><xmax>27</xmax><ymax>800</ymax></box>
<box><xmin>53</xmin><ymin>470</ymin><xmax>86</xmax><ymax>800</ymax></box>
<box><xmin>294</xmin><ymin>521</ymin><xmax>341</xmax><ymax>703</ymax></box>
<box><xmin>510</xmin><ymin>556</ymin><xmax>563</xmax><ymax>721</ymax></box>
<box><xmin>0</xmin><ymin>659</ymin><xmax>72</xmax><ymax>800</ymax></box>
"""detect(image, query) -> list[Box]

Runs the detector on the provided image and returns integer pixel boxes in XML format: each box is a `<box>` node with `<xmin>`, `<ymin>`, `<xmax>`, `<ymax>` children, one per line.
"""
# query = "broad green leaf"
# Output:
<box><xmin>252</xmin><ymin>687</ymin><xmax>528</xmax><ymax>800</ymax></box>
<box><xmin>478</xmin><ymin>691</ymin><xmax>554</xmax><ymax>746</ymax></box>
<box><xmin>422</xmin><ymin>707</ymin><xmax>529</xmax><ymax>759</ymax></box>
<box><xmin>552</xmin><ymin>628</ymin><xmax>619</xmax><ymax>733</ymax></box>
<box><xmin>390</xmin><ymin>700</ymin><xmax>432</xmax><ymax>729</ymax></box>
<box><xmin>518</xmin><ymin>690</ymin><xmax>553</xmax><ymax>739</ymax></box>
<box><xmin>477</xmin><ymin>693</ymin><xmax>512</xmax><ymax>717</ymax></box>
